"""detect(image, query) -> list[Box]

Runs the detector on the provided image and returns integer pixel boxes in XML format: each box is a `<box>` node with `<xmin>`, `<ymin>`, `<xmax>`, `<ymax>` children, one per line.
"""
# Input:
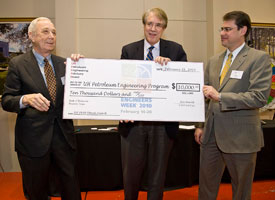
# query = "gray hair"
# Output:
<box><xmin>28</xmin><ymin>17</ymin><xmax>52</xmax><ymax>35</ymax></box>
<box><xmin>142</xmin><ymin>8</ymin><xmax>168</xmax><ymax>29</ymax></box>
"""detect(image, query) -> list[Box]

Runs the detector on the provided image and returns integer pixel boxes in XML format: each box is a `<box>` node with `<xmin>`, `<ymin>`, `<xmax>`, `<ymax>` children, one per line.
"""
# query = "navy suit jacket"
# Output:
<box><xmin>1</xmin><ymin>50</ymin><xmax>76</xmax><ymax>157</ymax></box>
<box><xmin>119</xmin><ymin>39</ymin><xmax>187</xmax><ymax>138</ymax></box>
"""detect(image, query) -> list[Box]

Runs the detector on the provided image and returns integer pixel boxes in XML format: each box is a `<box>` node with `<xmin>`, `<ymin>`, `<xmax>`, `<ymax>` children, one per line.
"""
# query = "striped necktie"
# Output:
<box><xmin>44</xmin><ymin>58</ymin><xmax>57</xmax><ymax>104</ymax></box>
<box><xmin>220</xmin><ymin>53</ymin><xmax>233</xmax><ymax>85</ymax></box>
<box><xmin>146</xmin><ymin>46</ymin><xmax>154</xmax><ymax>60</ymax></box>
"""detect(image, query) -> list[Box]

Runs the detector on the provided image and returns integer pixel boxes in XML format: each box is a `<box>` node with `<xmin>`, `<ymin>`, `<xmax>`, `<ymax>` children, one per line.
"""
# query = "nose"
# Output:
<box><xmin>220</xmin><ymin>30</ymin><xmax>226</xmax><ymax>36</ymax></box>
<box><xmin>49</xmin><ymin>31</ymin><xmax>55</xmax><ymax>38</ymax></box>
<box><xmin>151</xmin><ymin>24</ymin><xmax>157</xmax><ymax>31</ymax></box>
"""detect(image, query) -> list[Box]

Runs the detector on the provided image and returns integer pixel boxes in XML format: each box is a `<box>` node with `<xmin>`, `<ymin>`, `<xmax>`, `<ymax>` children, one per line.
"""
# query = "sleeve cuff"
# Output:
<box><xmin>19</xmin><ymin>96</ymin><xmax>28</xmax><ymax>109</ymax></box>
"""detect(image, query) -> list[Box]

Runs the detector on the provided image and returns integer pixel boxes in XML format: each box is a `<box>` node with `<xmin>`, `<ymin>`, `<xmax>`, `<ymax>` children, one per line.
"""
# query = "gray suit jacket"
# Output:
<box><xmin>202</xmin><ymin>44</ymin><xmax>272</xmax><ymax>153</ymax></box>
<box><xmin>1</xmin><ymin>50</ymin><xmax>76</xmax><ymax>157</ymax></box>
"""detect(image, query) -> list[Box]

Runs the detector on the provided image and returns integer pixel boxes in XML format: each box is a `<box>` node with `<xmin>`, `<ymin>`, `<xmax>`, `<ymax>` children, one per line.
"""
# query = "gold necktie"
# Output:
<box><xmin>220</xmin><ymin>53</ymin><xmax>232</xmax><ymax>85</ymax></box>
<box><xmin>44</xmin><ymin>58</ymin><xmax>56</xmax><ymax>103</ymax></box>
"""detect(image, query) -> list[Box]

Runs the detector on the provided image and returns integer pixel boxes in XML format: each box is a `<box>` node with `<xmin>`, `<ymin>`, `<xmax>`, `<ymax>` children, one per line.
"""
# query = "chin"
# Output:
<box><xmin>149</xmin><ymin>40</ymin><xmax>158</xmax><ymax>45</ymax></box>
<box><xmin>221</xmin><ymin>41</ymin><xmax>227</xmax><ymax>47</ymax></box>
<box><xmin>48</xmin><ymin>46</ymin><xmax>55</xmax><ymax>51</ymax></box>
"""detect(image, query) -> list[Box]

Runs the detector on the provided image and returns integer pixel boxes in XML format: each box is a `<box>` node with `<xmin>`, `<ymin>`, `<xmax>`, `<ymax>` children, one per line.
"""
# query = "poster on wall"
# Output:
<box><xmin>247</xmin><ymin>23</ymin><xmax>275</xmax><ymax>111</ymax></box>
<box><xmin>0</xmin><ymin>18</ymin><xmax>34</xmax><ymax>97</ymax></box>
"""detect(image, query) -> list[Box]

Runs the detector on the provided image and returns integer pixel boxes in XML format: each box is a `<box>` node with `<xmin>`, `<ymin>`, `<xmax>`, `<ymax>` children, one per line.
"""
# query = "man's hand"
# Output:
<box><xmin>120</xmin><ymin>120</ymin><xmax>134</xmax><ymax>123</ymax></box>
<box><xmin>22</xmin><ymin>93</ymin><xmax>50</xmax><ymax>112</ymax></box>
<box><xmin>70</xmin><ymin>54</ymin><xmax>85</xmax><ymax>61</ymax></box>
<box><xmin>194</xmin><ymin>128</ymin><xmax>203</xmax><ymax>145</ymax></box>
<box><xmin>154</xmin><ymin>56</ymin><xmax>171</xmax><ymax>66</ymax></box>
<box><xmin>203</xmin><ymin>85</ymin><xmax>220</xmax><ymax>101</ymax></box>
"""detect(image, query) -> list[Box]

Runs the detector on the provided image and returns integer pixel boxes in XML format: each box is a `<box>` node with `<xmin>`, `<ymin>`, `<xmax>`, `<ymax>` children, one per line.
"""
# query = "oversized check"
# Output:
<box><xmin>63</xmin><ymin>58</ymin><xmax>205</xmax><ymax>122</ymax></box>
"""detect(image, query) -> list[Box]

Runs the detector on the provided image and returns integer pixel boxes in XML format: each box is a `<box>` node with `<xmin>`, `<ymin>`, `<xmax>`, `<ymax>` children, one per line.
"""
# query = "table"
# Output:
<box><xmin>75</xmin><ymin>126</ymin><xmax>200</xmax><ymax>191</ymax></box>
<box><xmin>75</xmin><ymin>126</ymin><xmax>123</xmax><ymax>190</ymax></box>
<box><xmin>254</xmin><ymin>120</ymin><xmax>275</xmax><ymax>179</ymax></box>
<box><xmin>75</xmin><ymin>120</ymin><xmax>275</xmax><ymax>191</ymax></box>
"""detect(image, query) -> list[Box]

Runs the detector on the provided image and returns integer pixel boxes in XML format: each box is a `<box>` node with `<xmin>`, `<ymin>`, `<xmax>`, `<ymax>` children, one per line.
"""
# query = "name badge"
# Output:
<box><xmin>230</xmin><ymin>70</ymin><xmax>243</xmax><ymax>79</ymax></box>
<box><xmin>61</xmin><ymin>76</ymin><xmax>65</xmax><ymax>85</ymax></box>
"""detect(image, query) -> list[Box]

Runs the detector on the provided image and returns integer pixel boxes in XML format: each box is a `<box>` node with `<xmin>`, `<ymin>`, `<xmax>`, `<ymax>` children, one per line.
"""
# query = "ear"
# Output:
<box><xmin>240</xmin><ymin>26</ymin><xmax>247</xmax><ymax>37</ymax></box>
<box><xmin>28</xmin><ymin>32</ymin><xmax>34</xmax><ymax>42</ymax></box>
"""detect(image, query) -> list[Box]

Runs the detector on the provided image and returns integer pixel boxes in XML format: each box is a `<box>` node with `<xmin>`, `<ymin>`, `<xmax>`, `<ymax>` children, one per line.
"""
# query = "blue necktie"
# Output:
<box><xmin>146</xmin><ymin>46</ymin><xmax>154</xmax><ymax>60</ymax></box>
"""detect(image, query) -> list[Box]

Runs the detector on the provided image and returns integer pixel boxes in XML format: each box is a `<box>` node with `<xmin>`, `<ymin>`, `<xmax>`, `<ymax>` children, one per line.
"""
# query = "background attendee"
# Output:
<box><xmin>1</xmin><ymin>17</ymin><xmax>81</xmax><ymax>200</ymax></box>
<box><xmin>194</xmin><ymin>11</ymin><xmax>272</xmax><ymax>200</ymax></box>
<box><xmin>119</xmin><ymin>8</ymin><xmax>187</xmax><ymax>200</ymax></box>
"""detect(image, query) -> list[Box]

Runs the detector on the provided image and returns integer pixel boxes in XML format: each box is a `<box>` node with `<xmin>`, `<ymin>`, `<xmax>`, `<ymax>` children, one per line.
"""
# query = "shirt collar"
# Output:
<box><xmin>144</xmin><ymin>39</ymin><xmax>160</xmax><ymax>51</ymax></box>
<box><xmin>32</xmin><ymin>49</ymin><xmax>51</xmax><ymax>66</ymax></box>
<box><xmin>226</xmin><ymin>42</ymin><xmax>245</xmax><ymax>59</ymax></box>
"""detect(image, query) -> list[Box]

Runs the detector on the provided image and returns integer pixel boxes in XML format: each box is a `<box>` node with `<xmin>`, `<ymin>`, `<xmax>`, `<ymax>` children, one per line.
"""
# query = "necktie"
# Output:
<box><xmin>44</xmin><ymin>58</ymin><xmax>56</xmax><ymax>103</ymax></box>
<box><xmin>146</xmin><ymin>46</ymin><xmax>154</xmax><ymax>60</ymax></box>
<box><xmin>220</xmin><ymin>53</ymin><xmax>233</xmax><ymax>85</ymax></box>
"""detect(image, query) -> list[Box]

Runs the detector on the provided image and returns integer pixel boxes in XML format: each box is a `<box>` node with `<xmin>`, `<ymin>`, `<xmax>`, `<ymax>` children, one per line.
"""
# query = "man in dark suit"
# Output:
<box><xmin>1</xmin><ymin>17</ymin><xmax>81</xmax><ymax>200</ymax></box>
<box><xmin>119</xmin><ymin>8</ymin><xmax>187</xmax><ymax>200</ymax></box>
<box><xmin>194</xmin><ymin>11</ymin><xmax>272</xmax><ymax>200</ymax></box>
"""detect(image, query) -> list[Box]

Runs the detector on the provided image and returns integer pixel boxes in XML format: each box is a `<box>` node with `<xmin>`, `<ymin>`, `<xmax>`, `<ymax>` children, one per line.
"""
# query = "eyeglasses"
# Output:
<box><xmin>146</xmin><ymin>22</ymin><xmax>164</xmax><ymax>29</ymax></box>
<box><xmin>219</xmin><ymin>27</ymin><xmax>237</xmax><ymax>32</ymax></box>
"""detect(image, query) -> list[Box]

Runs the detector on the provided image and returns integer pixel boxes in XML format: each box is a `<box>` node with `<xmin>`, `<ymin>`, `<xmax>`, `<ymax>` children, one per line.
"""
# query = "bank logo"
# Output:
<box><xmin>121</xmin><ymin>64</ymin><xmax>152</xmax><ymax>79</ymax></box>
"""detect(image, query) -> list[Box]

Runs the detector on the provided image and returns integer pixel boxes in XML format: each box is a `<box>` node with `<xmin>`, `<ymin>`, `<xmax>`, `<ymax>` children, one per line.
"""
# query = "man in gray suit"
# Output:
<box><xmin>194</xmin><ymin>11</ymin><xmax>272</xmax><ymax>200</ymax></box>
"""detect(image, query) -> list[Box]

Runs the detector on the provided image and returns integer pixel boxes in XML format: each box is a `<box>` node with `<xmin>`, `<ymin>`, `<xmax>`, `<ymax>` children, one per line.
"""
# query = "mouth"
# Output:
<box><xmin>149</xmin><ymin>32</ymin><xmax>157</xmax><ymax>37</ymax></box>
<box><xmin>46</xmin><ymin>42</ymin><xmax>55</xmax><ymax>45</ymax></box>
<box><xmin>149</xmin><ymin>34</ymin><xmax>157</xmax><ymax>38</ymax></box>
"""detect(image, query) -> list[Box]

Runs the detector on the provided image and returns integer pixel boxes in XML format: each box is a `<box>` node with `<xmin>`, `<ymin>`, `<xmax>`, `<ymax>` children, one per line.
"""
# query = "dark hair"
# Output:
<box><xmin>223</xmin><ymin>11</ymin><xmax>251</xmax><ymax>38</ymax></box>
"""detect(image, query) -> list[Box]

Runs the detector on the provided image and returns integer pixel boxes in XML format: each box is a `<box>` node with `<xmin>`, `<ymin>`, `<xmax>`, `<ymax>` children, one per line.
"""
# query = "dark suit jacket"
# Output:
<box><xmin>1</xmin><ymin>50</ymin><xmax>76</xmax><ymax>157</ymax></box>
<box><xmin>119</xmin><ymin>39</ymin><xmax>187</xmax><ymax>138</ymax></box>
<box><xmin>202</xmin><ymin>45</ymin><xmax>272</xmax><ymax>153</ymax></box>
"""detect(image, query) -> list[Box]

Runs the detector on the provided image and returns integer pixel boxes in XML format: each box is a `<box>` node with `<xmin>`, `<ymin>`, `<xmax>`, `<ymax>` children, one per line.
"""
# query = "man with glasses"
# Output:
<box><xmin>194</xmin><ymin>11</ymin><xmax>272</xmax><ymax>200</ymax></box>
<box><xmin>119</xmin><ymin>7</ymin><xmax>187</xmax><ymax>200</ymax></box>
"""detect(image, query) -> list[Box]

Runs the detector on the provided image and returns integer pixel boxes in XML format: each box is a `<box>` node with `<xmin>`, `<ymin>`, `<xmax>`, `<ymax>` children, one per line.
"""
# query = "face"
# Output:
<box><xmin>29</xmin><ymin>19</ymin><xmax>56</xmax><ymax>56</ymax></box>
<box><xmin>144</xmin><ymin>12</ymin><xmax>165</xmax><ymax>46</ymax></box>
<box><xmin>220</xmin><ymin>20</ymin><xmax>247</xmax><ymax>51</ymax></box>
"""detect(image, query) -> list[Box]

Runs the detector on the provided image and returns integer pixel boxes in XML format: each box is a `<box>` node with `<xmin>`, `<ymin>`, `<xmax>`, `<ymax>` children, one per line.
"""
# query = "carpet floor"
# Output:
<box><xmin>0</xmin><ymin>172</ymin><xmax>274</xmax><ymax>199</ymax></box>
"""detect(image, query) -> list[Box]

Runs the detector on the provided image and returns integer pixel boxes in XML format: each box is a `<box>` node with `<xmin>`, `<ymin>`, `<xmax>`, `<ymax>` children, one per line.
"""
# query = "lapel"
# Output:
<box><xmin>219</xmin><ymin>45</ymin><xmax>249</xmax><ymax>90</ymax></box>
<box><xmin>159</xmin><ymin>39</ymin><xmax>168</xmax><ymax>57</ymax></box>
<box><xmin>51</xmin><ymin>55</ymin><xmax>64</xmax><ymax>104</ymax></box>
<box><xmin>136</xmin><ymin>40</ymin><xmax>145</xmax><ymax>60</ymax></box>
<box><xmin>138</xmin><ymin>39</ymin><xmax>168</xmax><ymax>59</ymax></box>
<box><xmin>215</xmin><ymin>52</ymin><xmax>226</xmax><ymax>91</ymax></box>
<box><xmin>23</xmin><ymin>51</ymin><xmax>51</xmax><ymax>99</ymax></box>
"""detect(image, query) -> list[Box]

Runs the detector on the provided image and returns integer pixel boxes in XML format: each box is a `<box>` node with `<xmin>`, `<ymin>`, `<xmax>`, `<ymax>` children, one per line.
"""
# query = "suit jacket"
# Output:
<box><xmin>1</xmin><ymin>50</ymin><xmax>76</xmax><ymax>157</ymax></box>
<box><xmin>202</xmin><ymin>44</ymin><xmax>272</xmax><ymax>153</ymax></box>
<box><xmin>118</xmin><ymin>39</ymin><xmax>187</xmax><ymax>138</ymax></box>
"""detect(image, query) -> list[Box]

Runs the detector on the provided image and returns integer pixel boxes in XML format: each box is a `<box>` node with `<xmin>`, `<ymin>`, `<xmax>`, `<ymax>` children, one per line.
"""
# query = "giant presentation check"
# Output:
<box><xmin>63</xmin><ymin>58</ymin><xmax>205</xmax><ymax>122</ymax></box>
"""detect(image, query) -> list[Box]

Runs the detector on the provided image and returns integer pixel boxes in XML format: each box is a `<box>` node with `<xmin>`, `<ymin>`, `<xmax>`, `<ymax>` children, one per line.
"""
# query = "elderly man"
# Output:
<box><xmin>1</xmin><ymin>17</ymin><xmax>81</xmax><ymax>200</ymax></box>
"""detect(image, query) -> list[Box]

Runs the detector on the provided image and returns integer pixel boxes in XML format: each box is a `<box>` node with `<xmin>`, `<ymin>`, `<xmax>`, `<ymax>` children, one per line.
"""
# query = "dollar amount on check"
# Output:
<box><xmin>63</xmin><ymin>58</ymin><xmax>205</xmax><ymax>122</ymax></box>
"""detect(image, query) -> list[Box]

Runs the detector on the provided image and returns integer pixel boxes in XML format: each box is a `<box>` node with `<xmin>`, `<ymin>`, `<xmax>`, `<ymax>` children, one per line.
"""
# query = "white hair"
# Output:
<box><xmin>28</xmin><ymin>17</ymin><xmax>52</xmax><ymax>35</ymax></box>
